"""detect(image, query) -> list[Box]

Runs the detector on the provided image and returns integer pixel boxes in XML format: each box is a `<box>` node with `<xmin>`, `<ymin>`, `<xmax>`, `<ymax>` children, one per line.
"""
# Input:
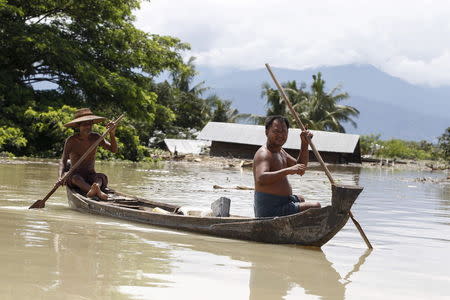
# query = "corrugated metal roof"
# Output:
<box><xmin>164</xmin><ymin>139</ymin><xmax>211</xmax><ymax>155</ymax></box>
<box><xmin>197</xmin><ymin>122</ymin><xmax>360</xmax><ymax>154</ymax></box>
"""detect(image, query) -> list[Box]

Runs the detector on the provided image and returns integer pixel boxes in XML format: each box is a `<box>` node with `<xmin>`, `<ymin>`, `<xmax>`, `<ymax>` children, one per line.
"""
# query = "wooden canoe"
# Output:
<box><xmin>66</xmin><ymin>184</ymin><xmax>362</xmax><ymax>247</ymax></box>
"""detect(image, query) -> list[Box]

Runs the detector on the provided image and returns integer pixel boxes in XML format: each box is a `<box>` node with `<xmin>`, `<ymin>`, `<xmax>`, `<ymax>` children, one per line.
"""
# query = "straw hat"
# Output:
<box><xmin>64</xmin><ymin>108</ymin><xmax>106</xmax><ymax>128</ymax></box>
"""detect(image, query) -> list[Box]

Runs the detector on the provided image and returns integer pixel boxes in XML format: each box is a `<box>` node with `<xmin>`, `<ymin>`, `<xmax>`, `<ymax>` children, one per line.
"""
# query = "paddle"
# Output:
<box><xmin>29</xmin><ymin>114</ymin><xmax>124</xmax><ymax>209</ymax></box>
<box><xmin>265</xmin><ymin>63</ymin><xmax>373</xmax><ymax>249</ymax></box>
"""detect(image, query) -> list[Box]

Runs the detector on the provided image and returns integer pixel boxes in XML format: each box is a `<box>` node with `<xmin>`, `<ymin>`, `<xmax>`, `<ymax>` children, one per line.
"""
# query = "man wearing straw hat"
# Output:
<box><xmin>253</xmin><ymin>115</ymin><xmax>321</xmax><ymax>217</ymax></box>
<box><xmin>59</xmin><ymin>108</ymin><xmax>117</xmax><ymax>200</ymax></box>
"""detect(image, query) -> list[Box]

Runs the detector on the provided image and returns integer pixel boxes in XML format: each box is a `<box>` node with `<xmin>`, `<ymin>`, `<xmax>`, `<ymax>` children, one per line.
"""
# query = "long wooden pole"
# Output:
<box><xmin>265</xmin><ymin>64</ymin><xmax>372</xmax><ymax>249</ymax></box>
<box><xmin>29</xmin><ymin>114</ymin><xmax>124</xmax><ymax>209</ymax></box>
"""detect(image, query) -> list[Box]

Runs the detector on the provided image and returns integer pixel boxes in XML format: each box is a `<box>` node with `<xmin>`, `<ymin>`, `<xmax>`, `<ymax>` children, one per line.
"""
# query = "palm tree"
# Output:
<box><xmin>294</xmin><ymin>73</ymin><xmax>359</xmax><ymax>132</ymax></box>
<box><xmin>170</xmin><ymin>56</ymin><xmax>208</xmax><ymax>96</ymax></box>
<box><xmin>260</xmin><ymin>80</ymin><xmax>308</xmax><ymax>125</ymax></box>
<box><xmin>261</xmin><ymin>82</ymin><xmax>286</xmax><ymax>116</ymax></box>
<box><xmin>205</xmin><ymin>94</ymin><xmax>252</xmax><ymax>123</ymax></box>
<box><xmin>167</xmin><ymin>56</ymin><xmax>210</xmax><ymax>130</ymax></box>
<box><xmin>260</xmin><ymin>73</ymin><xmax>359</xmax><ymax>132</ymax></box>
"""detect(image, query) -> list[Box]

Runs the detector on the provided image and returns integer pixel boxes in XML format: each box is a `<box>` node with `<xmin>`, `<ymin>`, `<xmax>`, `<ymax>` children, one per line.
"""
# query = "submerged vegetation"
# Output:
<box><xmin>360</xmin><ymin>132</ymin><xmax>450</xmax><ymax>163</ymax></box>
<box><xmin>0</xmin><ymin>1</ymin><xmax>448</xmax><ymax>164</ymax></box>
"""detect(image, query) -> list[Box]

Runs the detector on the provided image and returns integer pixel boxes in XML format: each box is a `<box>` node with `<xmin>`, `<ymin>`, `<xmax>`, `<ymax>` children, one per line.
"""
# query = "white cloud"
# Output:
<box><xmin>135</xmin><ymin>0</ymin><xmax>450</xmax><ymax>86</ymax></box>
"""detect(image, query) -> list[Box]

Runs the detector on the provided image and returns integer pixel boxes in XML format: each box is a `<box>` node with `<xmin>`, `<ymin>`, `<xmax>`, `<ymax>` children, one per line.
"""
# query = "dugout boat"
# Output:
<box><xmin>66</xmin><ymin>185</ymin><xmax>362</xmax><ymax>247</ymax></box>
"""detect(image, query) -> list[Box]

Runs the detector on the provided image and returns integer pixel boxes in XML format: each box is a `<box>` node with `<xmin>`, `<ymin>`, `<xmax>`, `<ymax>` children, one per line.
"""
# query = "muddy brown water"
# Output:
<box><xmin>0</xmin><ymin>159</ymin><xmax>449</xmax><ymax>299</ymax></box>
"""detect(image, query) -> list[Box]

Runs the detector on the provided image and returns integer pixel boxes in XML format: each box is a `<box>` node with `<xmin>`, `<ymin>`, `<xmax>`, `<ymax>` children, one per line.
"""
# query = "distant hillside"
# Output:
<box><xmin>196</xmin><ymin>65</ymin><xmax>450</xmax><ymax>142</ymax></box>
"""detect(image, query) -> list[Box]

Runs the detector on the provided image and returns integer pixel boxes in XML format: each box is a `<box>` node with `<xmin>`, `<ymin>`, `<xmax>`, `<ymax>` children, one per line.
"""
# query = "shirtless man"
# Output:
<box><xmin>58</xmin><ymin>108</ymin><xmax>118</xmax><ymax>200</ymax></box>
<box><xmin>253</xmin><ymin>115</ymin><xmax>321</xmax><ymax>217</ymax></box>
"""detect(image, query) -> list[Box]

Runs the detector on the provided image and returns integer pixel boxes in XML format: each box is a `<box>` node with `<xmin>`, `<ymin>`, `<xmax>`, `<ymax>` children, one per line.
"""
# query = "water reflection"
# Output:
<box><xmin>248</xmin><ymin>248</ymin><xmax>344</xmax><ymax>300</ymax></box>
<box><xmin>177</xmin><ymin>238</ymin><xmax>371</xmax><ymax>300</ymax></box>
<box><xmin>50</xmin><ymin>222</ymin><xmax>176</xmax><ymax>298</ymax></box>
<box><xmin>249</xmin><ymin>248</ymin><xmax>370</xmax><ymax>300</ymax></box>
<box><xmin>2</xmin><ymin>210</ymin><xmax>177</xmax><ymax>299</ymax></box>
<box><xmin>13</xmin><ymin>213</ymin><xmax>372</xmax><ymax>300</ymax></box>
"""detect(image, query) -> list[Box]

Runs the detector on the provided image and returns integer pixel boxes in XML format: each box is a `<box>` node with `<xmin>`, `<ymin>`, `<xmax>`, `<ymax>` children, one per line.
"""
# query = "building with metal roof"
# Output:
<box><xmin>197</xmin><ymin>122</ymin><xmax>361</xmax><ymax>163</ymax></box>
<box><xmin>164</xmin><ymin>139</ymin><xmax>211</xmax><ymax>155</ymax></box>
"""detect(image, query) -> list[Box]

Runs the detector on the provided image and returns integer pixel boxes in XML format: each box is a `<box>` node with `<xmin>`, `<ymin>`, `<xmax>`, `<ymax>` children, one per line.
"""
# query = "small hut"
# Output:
<box><xmin>197</xmin><ymin>122</ymin><xmax>361</xmax><ymax>164</ymax></box>
<box><xmin>164</xmin><ymin>139</ymin><xmax>211</xmax><ymax>155</ymax></box>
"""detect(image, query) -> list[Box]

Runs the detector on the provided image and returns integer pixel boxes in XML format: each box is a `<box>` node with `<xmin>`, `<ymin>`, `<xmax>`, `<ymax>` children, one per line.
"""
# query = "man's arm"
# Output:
<box><xmin>297</xmin><ymin>130</ymin><xmax>312</xmax><ymax>166</ymax></box>
<box><xmin>254</xmin><ymin>150</ymin><xmax>306</xmax><ymax>185</ymax></box>
<box><xmin>282</xmin><ymin>148</ymin><xmax>297</xmax><ymax>167</ymax></box>
<box><xmin>58</xmin><ymin>138</ymin><xmax>71</xmax><ymax>183</ymax></box>
<box><xmin>282</xmin><ymin>130</ymin><xmax>312</xmax><ymax>175</ymax></box>
<box><xmin>99</xmin><ymin>122</ymin><xmax>118</xmax><ymax>153</ymax></box>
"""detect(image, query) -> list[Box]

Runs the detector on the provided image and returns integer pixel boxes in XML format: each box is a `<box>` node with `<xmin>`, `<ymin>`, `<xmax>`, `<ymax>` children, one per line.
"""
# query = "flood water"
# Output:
<box><xmin>0</xmin><ymin>159</ymin><xmax>449</xmax><ymax>299</ymax></box>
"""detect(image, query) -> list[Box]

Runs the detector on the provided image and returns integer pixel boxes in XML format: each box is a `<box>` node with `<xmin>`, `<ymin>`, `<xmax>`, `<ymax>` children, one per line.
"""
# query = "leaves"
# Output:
<box><xmin>301</xmin><ymin>72</ymin><xmax>359</xmax><ymax>132</ymax></box>
<box><xmin>0</xmin><ymin>0</ymin><xmax>203</xmax><ymax>160</ymax></box>
<box><xmin>261</xmin><ymin>73</ymin><xmax>359</xmax><ymax>133</ymax></box>
<box><xmin>0</xmin><ymin>126</ymin><xmax>27</xmax><ymax>152</ymax></box>
<box><xmin>1</xmin><ymin>0</ymin><xmax>188</xmax><ymax>122</ymax></box>
<box><xmin>438</xmin><ymin>127</ymin><xmax>450</xmax><ymax>162</ymax></box>
<box><xmin>23</xmin><ymin>105</ymin><xmax>76</xmax><ymax>156</ymax></box>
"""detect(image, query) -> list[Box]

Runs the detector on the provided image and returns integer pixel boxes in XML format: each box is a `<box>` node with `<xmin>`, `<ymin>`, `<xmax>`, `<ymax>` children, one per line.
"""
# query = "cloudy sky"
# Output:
<box><xmin>135</xmin><ymin>0</ymin><xmax>450</xmax><ymax>87</ymax></box>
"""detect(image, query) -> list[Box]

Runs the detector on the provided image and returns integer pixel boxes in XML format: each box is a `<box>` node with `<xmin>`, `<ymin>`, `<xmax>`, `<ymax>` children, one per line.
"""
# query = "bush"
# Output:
<box><xmin>377</xmin><ymin>139</ymin><xmax>414</xmax><ymax>159</ymax></box>
<box><xmin>0</xmin><ymin>126</ymin><xmax>27</xmax><ymax>152</ymax></box>
<box><xmin>374</xmin><ymin>139</ymin><xmax>437</xmax><ymax>160</ymax></box>
<box><xmin>359</xmin><ymin>134</ymin><xmax>382</xmax><ymax>156</ymax></box>
<box><xmin>438</xmin><ymin>127</ymin><xmax>450</xmax><ymax>162</ymax></box>
<box><xmin>23</xmin><ymin>105</ymin><xmax>76</xmax><ymax>157</ymax></box>
<box><xmin>93</xmin><ymin>120</ymin><xmax>149</xmax><ymax>162</ymax></box>
<box><xmin>116</xmin><ymin>125</ymin><xmax>150</xmax><ymax>162</ymax></box>
<box><xmin>0</xmin><ymin>151</ymin><xmax>15</xmax><ymax>158</ymax></box>
<box><xmin>4</xmin><ymin>104</ymin><xmax>154</xmax><ymax>161</ymax></box>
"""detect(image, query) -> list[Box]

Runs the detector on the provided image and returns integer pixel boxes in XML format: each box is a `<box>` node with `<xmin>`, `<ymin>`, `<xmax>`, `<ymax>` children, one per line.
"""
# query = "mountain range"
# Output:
<box><xmin>196</xmin><ymin>65</ymin><xmax>450</xmax><ymax>142</ymax></box>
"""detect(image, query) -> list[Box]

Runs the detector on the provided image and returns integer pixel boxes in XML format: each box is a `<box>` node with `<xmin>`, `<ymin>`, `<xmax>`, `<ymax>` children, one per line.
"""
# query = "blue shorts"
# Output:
<box><xmin>254</xmin><ymin>191</ymin><xmax>301</xmax><ymax>218</ymax></box>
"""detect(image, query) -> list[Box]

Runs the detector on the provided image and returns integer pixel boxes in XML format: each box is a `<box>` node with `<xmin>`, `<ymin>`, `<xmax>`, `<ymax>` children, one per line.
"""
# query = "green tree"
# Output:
<box><xmin>205</xmin><ymin>94</ymin><xmax>250</xmax><ymax>123</ymax></box>
<box><xmin>170</xmin><ymin>56</ymin><xmax>208</xmax><ymax>96</ymax></box>
<box><xmin>377</xmin><ymin>139</ymin><xmax>415</xmax><ymax>159</ymax></box>
<box><xmin>257</xmin><ymin>80</ymin><xmax>306</xmax><ymax>125</ymax></box>
<box><xmin>261</xmin><ymin>82</ymin><xmax>287</xmax><ymax>116</ymax></box>
<box><xmin>97</xmin><ymin>122</ymin><xmax>149</xmax><ymax>162</ymax></box>
<box><xmin>359</xmin><ymin>134</ymin><xmax>382</xmax><ymax>156</ymax></box>
<box><xmin>261</xmin><ymin>81</ymin><xmax>306</xmax><ymax>115</ymax></box>
<box><xmin>23</xmin><ymin>105</ymin><xmax>76</xmax><ymax>157</ymax></box>
<box><xmin>438</xmin><ymin>127</ymin><xmax>450</xmax><ymax>162</ymax></box>
<box><xmin>168</xmin><ymin>56</ymin><xmax>209</xmax><ymax>130</ymax></box>
<box><xmin>0</xmin><ymin>0</ymin><xmax>188</xmax><ymax>125</ymax></box>
<box><xmin>300</xmin><ymin>73</ymin><xmax>359</xmax><ymax>132</ymax></box>
<box><xmin>0</xmin><ymin>126</ymin><xmax>27</xmax><ymax>154</ymax></box>
<box><xmin>360</xmin><ymin>137</ymin><xmax>440</xmax><ymax>161</ymax></box>
<box><xmin>0</xmin><ymin>0</ymin><xmax>196</xmax><ymax>160</ymax></box>
<box><xmin>260</xmin><ymin>75</ymin><xmax>358</xmax><ymax>132</ymax></box>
